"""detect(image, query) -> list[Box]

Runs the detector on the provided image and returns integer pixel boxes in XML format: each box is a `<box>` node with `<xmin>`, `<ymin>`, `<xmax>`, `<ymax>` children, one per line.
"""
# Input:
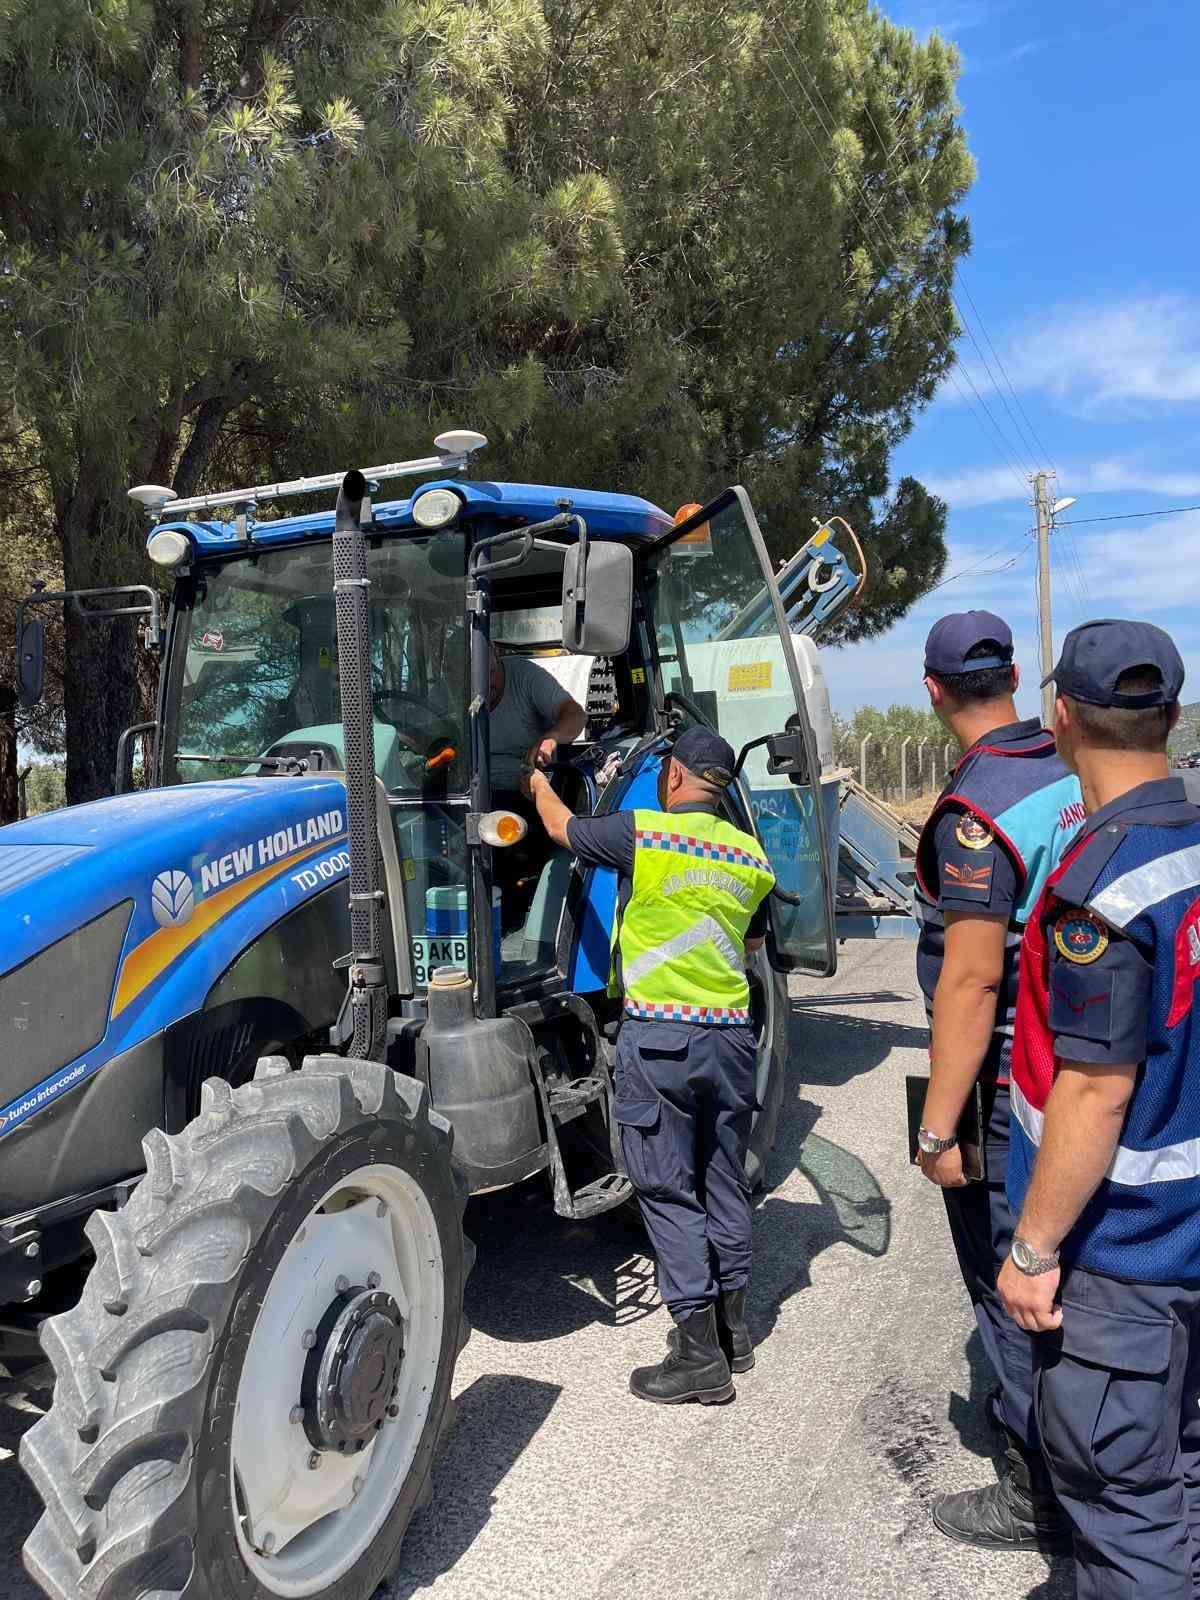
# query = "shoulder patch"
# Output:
<box><xmin>1167</xmin><ymin>893</ymin><xmax>1200</xmax><ymax>1027</ymax></box>
<box><xmin>955</xmin><ymin>813</ymin><xmax>994</xmax><ymax>850</ymax></box>
<box><xmin>1053</xmin><ymin>909</ymin><xmax>1109</xmax><ymax>965</ymax></box>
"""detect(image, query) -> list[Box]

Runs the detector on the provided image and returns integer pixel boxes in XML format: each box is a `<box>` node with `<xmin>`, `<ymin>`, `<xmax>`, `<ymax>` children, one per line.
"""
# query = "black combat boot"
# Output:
<box><xmin>932</xmin><ymin>1428</ymin><xmax>1072</xmax><ymax>1553</ymax></box>
<box><xmin>718</xmin><ymin>1288</ymin><xmax>755</xmax><ymax>1372</ymax></box>
<box><xmin>667</xmin><ymin>1289</ymin><xmax>756</xmax><ymax>1372</ymax></box>
<box><xmin>630</xmin><ymin>1306</ymin><xmax>735</xmax><ymax>1405</ymax></box>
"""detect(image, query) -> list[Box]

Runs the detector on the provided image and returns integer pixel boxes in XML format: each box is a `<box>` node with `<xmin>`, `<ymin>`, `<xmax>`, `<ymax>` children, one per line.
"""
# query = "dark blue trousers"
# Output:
<box><xmin>941</xmin><ymin>1084</ymin><xmax>1040</xmax><ymax>1450</ymax></box>
<box><xmin>1036</xmin><ymin>1265</ymin><xmax>1200</xmax><ymax>1599</ymax></box>
<box><xmin>613</xmin><ymin>1018</ymin><xmax>756</xmax><ymax>1320</ymax></box>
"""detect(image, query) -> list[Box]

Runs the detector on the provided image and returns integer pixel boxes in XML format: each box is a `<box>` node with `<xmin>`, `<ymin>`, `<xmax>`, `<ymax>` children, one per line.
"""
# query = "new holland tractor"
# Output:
<box><xmin>1</xmin><ymin>430</ymin><xmax>864</xmax><ymax>1600</ymax></box>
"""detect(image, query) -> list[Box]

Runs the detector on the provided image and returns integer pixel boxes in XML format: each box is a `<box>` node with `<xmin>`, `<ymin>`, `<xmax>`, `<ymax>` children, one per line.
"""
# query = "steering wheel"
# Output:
<box><xmin>663</xmin><ymin>689</ymin><xmax>715</xmax><ymax>734</ymax></box>
<box><xmin>373</xmin><ymin>688</ymin><xmax>435</xmax><ymax>732</ymax></box>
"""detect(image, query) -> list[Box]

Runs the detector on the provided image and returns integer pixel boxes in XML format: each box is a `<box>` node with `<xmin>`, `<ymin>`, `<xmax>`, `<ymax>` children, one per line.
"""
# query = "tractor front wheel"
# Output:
<box><xmin>21</xmin><ymin>1054</ymin><xmax>469</xmax><ymax>1600</ymax></box>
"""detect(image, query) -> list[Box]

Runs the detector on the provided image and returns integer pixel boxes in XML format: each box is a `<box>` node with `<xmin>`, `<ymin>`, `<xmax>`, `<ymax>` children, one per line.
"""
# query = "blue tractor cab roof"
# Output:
<box><xmin>155</xmin><ymin>479</ymin><xmax>674</xmax><ymax>559</ymax></box>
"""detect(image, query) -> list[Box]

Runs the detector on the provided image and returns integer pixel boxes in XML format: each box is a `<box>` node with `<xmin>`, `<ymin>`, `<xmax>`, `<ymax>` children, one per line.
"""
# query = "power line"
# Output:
<box><xmin>1054</xmin><ymin>503</ymin><xmax>1200</xmax><ymax>527</ymax></box>
<box><xmin>924</xmin><ymin>533</ymin><xmax>1033</xmax><ymax>595</ymax></box>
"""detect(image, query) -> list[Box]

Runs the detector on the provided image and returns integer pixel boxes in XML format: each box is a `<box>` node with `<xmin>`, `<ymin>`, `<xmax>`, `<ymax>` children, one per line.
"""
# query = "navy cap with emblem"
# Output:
<box><xmin>672</xmin><ymin>726</ymin><xmax>737</xmax><ymax>787</ymax></box>
<box><xmin>1043</xmin><ymin>618</ymin><xmax>1185</xmax><ymax>708</ymax></box>
<box><xmin>924</xmin><ymin>610</ymin><xmax>1014</xmax><ymax>677</ymax></box>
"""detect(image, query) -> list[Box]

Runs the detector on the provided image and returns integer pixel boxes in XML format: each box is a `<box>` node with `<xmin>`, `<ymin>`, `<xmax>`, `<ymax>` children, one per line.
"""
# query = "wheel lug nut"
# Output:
<box><xmin>367</xmin><ymin>1271</ymin><xmax>381</xmax><ymax>1289</ymax></box>
<box><xmin>376</xmin><ymin>1200</ymin><xmax>387</xmax><ymax>1218</ymax></box>
<box><xmin>352</xmin><ymin>1475</ymin><xmax>364</xmax><ymax>1496</ymax></box>
<box><xmin>335</xmin><ymin>1275</ymin><xmax>350</xmax><ymax>1294</ymax></box>
<box><xmin>307</xmin><ymin>1451</ymin><xmax>322</xmax><ymax>1471</ymax></box>
<box><xmin>289</xmin><ymin>1405</ymin><xmax>304</xmax><ymax>1425</ymax></box>
<box><xmin>261</xmin><ymin>1533</ymin><xmax>276</xmax><ymax>1555</ymax></box>
<box><xmin>301</xmin><ymin>1329</ymin><xmax>316</xmax><ymax>1350</ymax></box>
<box><xmin>386</xmin><ymin>1403</ymin><xmax>399</xmax><ymax>1418</ymax></box>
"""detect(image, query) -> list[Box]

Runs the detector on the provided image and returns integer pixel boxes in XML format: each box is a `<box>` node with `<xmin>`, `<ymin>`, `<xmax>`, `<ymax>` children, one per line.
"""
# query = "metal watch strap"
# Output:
<box><xmin>917</xmin><ymin>1126</ymin><xmax>957</xmax><ymax>1155</ymax></box>
<box><xmin>1011</xmin><ymin>1235</ymin><xmax>1060</xmax><ymax>1276</ymax></box>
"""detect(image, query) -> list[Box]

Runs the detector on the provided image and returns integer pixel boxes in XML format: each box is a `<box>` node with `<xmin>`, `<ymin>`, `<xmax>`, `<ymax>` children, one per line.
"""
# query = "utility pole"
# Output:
<box><xmin>1034</xmin><ymin>470</ymin><xmax>1055</xmax><ymax>727</ymax></box>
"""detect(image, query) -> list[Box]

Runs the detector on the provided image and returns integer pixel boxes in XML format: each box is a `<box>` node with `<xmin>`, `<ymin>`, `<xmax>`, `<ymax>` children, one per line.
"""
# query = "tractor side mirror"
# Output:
<box><xmin>562</xmin><ymin>540</ymin><xmax>632</xmax><ymax>656</ymax></box>
<box><xmin>17</xmin><ymin>618</ymin><xmax>45</xmax><ymax>709</ymax></box>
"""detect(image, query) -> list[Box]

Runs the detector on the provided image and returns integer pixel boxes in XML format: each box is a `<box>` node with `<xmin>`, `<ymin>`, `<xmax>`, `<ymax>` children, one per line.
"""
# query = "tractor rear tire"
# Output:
<box><xmin>21</xmin><ymin>1054</ymin><xmax>469</xmax><ymax>1600</ymax></box>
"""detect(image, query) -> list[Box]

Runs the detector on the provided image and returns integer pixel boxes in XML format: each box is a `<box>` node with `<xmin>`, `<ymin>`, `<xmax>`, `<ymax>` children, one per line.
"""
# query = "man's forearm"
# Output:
<box><xmin>528</xmin><ymin>771</ymin><xmax>573</xmax><ymax>848</ymax></box>
<box><xmin>924</xmin><ymin>973</ymin><xmax>1000</xmax><ymax>1132</ymax></box>
<box><xmin>1016</xmin><ymin>1062</ymin><xmax>1134</xmax><ymax>1254</ymax></box>
<box><xmin>548</xmin><ymin>700</ymin><xmax>586</xmax><ymax>745</ymax></box>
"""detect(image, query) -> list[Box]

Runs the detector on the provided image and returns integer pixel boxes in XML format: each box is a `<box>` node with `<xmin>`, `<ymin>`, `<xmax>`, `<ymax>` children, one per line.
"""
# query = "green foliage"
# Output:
<box><xmin>0</xmin><ymin>0</ymin><xmax>973</xmax><ymax>804</ymax></box>
<box><xmin>21</xmin><ymin>762</ymin><xmax>66</xmax><ymax>815</ymax></box>
<box><xmin>833</xmin><ymin>702</ymin><xmax>954</xmax><ymax>796</ymax></box>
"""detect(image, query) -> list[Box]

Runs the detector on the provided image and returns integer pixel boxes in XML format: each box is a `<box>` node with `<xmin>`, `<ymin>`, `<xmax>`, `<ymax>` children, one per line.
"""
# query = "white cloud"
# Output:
<box><xmin>823</xmin><ymin>513</ymin><xmax>1200</xmax><ymax>714</ymax></box>
<box><xmin>955</xmin><ymin>295</ymin><xmax>1200</xmax><ymax>417</ymax></box>
<box><xmin>918</xmin><ymin>455</ymin><xmax>1200</xmax><ymax>512</ymax></box>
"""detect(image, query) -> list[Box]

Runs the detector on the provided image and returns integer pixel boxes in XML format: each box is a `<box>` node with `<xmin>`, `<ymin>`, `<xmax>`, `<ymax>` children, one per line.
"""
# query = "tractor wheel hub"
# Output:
<box><xmin>301</xmin><ymin>1288</ymin><xmax>404</xmax><ymax>1454</ymax></box>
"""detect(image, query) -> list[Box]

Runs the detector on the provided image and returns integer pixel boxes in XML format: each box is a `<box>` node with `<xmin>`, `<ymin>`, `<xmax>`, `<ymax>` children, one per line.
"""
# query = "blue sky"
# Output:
<box><xmin>825</xmin><ymin>0</ymin><xmax>1200</xmax><ymax>715</ymax></box>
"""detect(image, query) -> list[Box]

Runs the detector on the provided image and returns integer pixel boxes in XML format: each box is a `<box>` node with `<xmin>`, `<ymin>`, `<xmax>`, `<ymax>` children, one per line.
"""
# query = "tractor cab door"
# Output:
<box><xmin>640</xmin><ymin>488</ymin><xmax>837</xmax><ymax>976</ymax></box>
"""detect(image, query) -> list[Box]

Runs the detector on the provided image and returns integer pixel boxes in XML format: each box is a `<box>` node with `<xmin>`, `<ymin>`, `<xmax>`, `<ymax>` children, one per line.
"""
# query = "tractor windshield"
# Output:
<box><xmin>161</xmin><ymin>534</ymin><xmax>469</xmax><ymax>794</ymax></box>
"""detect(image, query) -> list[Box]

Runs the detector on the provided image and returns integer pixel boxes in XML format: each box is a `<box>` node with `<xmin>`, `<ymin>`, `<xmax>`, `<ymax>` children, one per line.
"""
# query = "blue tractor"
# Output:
<box><xmin>2</xmin><ymin>432</ymin><xmax>863</xmax><ymax>1600</ymax></box>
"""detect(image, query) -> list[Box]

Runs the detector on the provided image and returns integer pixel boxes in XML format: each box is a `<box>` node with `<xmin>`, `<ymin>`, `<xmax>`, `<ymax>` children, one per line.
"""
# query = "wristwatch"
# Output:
<box><xmin>917</xmin><ymin>1126</ymin><xmax>958</xmax><ymax>1155</ymax></box>
<box><xmin>1010</xmin><ymin>1235</ymin><xmax>1060</xmax><ymax>1276</ymax></box>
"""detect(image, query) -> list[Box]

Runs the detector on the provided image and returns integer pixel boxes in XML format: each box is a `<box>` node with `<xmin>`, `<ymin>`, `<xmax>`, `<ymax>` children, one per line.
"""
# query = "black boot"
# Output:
<box><xmin>718</xmin><ymin>1288</ymin><xmax>755</xmax><ymax>1372</ymax></box>
<box><xmin>932</xmin><ymin>1428</ymin><xmax>1072</xmax><ymax>1553</ymax></box>
<box><xmin>668</xmin><ymin>1288</ymin><xmax>756</xmax><ymax>1372</ymax></box>
<box><xmin>630</xmin><ymin>1306</ymin><xmax>734</xmax><ymax>1405</ymax></box>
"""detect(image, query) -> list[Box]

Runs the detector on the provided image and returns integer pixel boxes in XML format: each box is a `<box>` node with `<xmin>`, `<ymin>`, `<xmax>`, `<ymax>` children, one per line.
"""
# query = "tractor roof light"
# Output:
<box><xmin>146</xmin><ymin>528</ymin><xmax>192</xmax><ymax>568</ymax></box>
<box><xmin>478</xmin><ymin>809</ymin><xmax>528</xmax><ymax>848</ymax></box>
<box><xmin>412</xmin><ymin>488</ymin><xmax>462</xmax><ymax>529</ymax></box>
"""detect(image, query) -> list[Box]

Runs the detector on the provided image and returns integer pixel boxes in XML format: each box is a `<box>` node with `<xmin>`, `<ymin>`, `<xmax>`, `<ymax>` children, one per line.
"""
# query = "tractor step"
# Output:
<box><xmin>546</xmin><ymin>1075</ymin><xmax>608</xmax><ymax>1126</ymax></box>
<box><xmin>567</xmin><ymin>1172</ymin><xmax>634</xmax><ymax>1217</ymax></box>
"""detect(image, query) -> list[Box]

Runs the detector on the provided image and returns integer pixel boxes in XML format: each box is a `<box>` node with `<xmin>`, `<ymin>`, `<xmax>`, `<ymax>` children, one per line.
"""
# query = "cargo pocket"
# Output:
<box><xmin>1038</xmin><ymin>1301</ymin><xmax>1176</xmax><ymax>1491</ymax></box>
<box><xmin>613</xmin><ymin>1098</ymin><xmax>661</xmax><ymax>1192</ymax></box>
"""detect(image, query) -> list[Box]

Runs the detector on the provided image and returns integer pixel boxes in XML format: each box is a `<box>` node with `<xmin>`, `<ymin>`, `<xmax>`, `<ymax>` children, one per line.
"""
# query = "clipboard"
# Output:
<box><xmin>906</xmin><ymin>1076</ymin><xmax>987</xmax><ymax>1182</ymax></box>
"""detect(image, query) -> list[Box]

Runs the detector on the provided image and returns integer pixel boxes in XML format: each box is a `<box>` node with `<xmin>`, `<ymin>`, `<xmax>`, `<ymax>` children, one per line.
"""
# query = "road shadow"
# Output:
<box><xmin>947</xmin><ymin>1328</ymin><xmax>1006</xmax><ymax>1463</ymax></box>
<box><xmin>464</xmin><ymin>1184</ymin><xmax>658</xmax><ymax>1344</ymax></box>
<box><xmin>0</xmin><ymin>1377</ymin><xmax>52</xmax><ymax>1600</ymax></box>
<box><xmin>788</xmin><ymin>996</ymin><xmax>928</xmax><ymax>1087</ymax></box>
<box><xmin>386</xmin><ymin>1373</ymin><xmax>561</xmax><ymax>1598</ymax></box>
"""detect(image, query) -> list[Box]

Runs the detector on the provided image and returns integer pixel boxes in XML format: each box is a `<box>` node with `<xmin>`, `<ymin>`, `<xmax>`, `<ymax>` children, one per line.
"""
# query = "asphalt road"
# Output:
<box><xmin>0</xmin><ymin>939</ymin><xmax>1073</xmax><ymax>1600</ymax></box>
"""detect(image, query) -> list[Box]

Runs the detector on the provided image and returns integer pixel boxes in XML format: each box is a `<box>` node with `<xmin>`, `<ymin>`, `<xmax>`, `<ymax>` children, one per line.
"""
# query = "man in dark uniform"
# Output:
<box><xmin>1001</xmin><ymin>619</ymin><xmax>1200</xmax><ymax>1600</ymax></box>
<box><xmin>527</xmin><ymin>727</ymin><xmax>775</xmax><ymax>1403</ymax></box>
<box><xmin>912</xmin><ymin>611</ymin><xmax>1082</xmax><ymax>1549</ymax></box>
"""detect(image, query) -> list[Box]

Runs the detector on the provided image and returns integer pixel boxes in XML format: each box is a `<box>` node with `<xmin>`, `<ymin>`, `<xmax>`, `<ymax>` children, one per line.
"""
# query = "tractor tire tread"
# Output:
<box><xmin>22</xmin><ymin>1055</ymin><xmax>468</xmax><ymax>1600</ymax></box>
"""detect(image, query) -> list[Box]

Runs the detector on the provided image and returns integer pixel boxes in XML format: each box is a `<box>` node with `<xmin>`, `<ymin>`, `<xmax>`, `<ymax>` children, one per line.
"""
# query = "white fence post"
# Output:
<box><xmin>900</xmin><ymin>737</ymin><xmax>912</xmax><ymax>804</ymax></box>
<box><xmin>859</xmin><ymin>735</ymin><xmax>872</xmax><ymax>790</ymax></box>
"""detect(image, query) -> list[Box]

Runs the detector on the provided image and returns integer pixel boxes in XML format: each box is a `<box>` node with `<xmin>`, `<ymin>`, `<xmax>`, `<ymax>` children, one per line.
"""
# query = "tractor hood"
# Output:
<box><xmin>0</xmin><ymin>777</ymin><xmax>348</xmax><ymax>976</ymax></box>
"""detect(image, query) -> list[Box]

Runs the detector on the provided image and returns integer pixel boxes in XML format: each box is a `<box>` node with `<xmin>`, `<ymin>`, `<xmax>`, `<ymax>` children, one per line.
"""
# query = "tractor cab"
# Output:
<box><xmin>138</xmin><ymin>466</ymin><xmax>857</xmax><ymax>1011</ymax></box>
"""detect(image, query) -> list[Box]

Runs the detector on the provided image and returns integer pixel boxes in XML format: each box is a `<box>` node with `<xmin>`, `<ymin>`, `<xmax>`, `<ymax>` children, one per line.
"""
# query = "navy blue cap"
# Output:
<box><xmin>924</xmin><ymin>611</ymin><xmax>1014</xmax><ymax>677</ymax></box>
<box><xmin>673</xmin><ymin>726</ymin><xmax>736</xmax><ymax>786</ymax></box>
<box><xmin>1043</xmin><ymin>619</ymin><xmax>1185</xmax><ymax>708</ymax></box>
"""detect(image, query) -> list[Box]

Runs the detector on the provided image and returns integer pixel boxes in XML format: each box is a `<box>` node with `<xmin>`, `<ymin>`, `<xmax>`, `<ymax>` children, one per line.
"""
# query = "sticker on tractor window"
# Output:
<box><xmin>411</xmin><ymin>936</ymin><xmax>470</xmax><ymax>987</ymax></box>
<box><xmin>198</xmin><ymin>629</ymin><xmax>225</xmax><ymax>651</ymax></box>
<box><xmin>631</xmin><ymin>667</ymin><xmax>646</xmax><ymax>684</ymax></box>
<box><xmin>1054</xmin><ymin>910</ymin><xmax>1110</xmax><ymax>965</ymax></box>
<box><xmin>728</xmin><ymin>661</ymin><xmax>772</xmax><ymax>692</ymax></box>
<box><xmin>318</xmin><ymin>645</ymin><xmax>334</xmax><ymax>668</ymax></box>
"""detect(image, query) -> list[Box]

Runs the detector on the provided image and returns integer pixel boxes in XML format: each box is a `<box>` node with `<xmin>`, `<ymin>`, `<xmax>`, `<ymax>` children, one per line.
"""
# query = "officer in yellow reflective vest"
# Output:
<box><xmin>529</xmin><ymin>727</ymin><xmax>775</xmax><ymax>1403</ymax></box>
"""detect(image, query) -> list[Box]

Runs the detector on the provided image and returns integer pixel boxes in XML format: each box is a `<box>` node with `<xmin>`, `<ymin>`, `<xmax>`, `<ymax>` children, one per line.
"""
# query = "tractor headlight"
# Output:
<box><xmin>412</xmin><ymin>488</ymin><xmax>461</xmax><ymax>530</ymax></box>
<box><xmin>478</xmin><ymin>810</ymin><xmax>527</xmax><ymax>847</ymax></box>
<box><xmin>146</xmin><ymin>528</ymin><xmax>191</xmax><ymax>568</ymax></box>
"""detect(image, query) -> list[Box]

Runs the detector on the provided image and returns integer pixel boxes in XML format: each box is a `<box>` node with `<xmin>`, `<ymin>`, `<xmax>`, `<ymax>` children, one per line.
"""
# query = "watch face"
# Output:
<box><xmin>1012</xmin><ymin>1238</ymin><xmax>1033</xmax><ymax>1269</ymax></box>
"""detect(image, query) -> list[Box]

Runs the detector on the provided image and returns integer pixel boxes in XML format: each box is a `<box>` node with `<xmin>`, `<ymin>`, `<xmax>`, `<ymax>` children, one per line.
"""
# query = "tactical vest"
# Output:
<box><xmin>1010</xmin><ymin>802</ymin><xmax>1200</xmax><ymax>1281</ymax></box>
<box><xmin>613</xmin><ymin>809</ymin><xmax>775</xmax><ymax>1025</ymax></box>
<box><xmin>915</xmin><ymin>725</ymin><xmax>1083</xmax><ymax>1079</ymax></box>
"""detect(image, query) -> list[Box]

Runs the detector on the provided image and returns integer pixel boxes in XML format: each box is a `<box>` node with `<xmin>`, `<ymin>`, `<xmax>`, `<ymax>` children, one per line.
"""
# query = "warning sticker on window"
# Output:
<box><xmin>728</xmin><ymin>661</ymin><xmax>772</xmax><ymax>692</ymax></box>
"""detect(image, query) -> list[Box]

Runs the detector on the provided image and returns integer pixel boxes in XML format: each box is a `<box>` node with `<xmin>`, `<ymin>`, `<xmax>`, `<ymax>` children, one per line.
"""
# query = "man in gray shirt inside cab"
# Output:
<box><xmin>489</xmin><ymin>643</ymin><xmax>585</xmax><ymax>927</ymax></box>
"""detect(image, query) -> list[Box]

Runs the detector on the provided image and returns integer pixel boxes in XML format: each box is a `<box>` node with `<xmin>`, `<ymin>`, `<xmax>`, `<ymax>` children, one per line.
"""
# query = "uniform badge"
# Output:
<box><xmin>1053</xmin><ymin>910</ymin><xmax>1109</xmax><ymax>965</ymax></box>
<box><xmin>955</xmin><ymin>813</ymin><xmax>993</xmax><ymax>851</ymax></box>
